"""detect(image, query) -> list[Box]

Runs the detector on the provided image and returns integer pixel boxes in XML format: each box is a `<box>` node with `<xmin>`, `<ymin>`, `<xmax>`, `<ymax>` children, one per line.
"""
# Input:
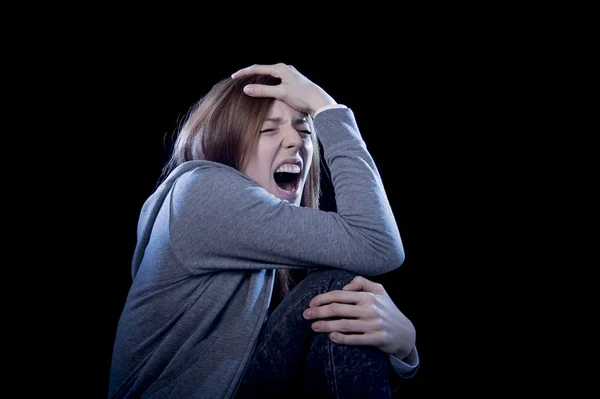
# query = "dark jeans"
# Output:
<box><xmin>234</xmin><ymin>269</ymin><xmax>392</xmax><ymax>398</ymax></box>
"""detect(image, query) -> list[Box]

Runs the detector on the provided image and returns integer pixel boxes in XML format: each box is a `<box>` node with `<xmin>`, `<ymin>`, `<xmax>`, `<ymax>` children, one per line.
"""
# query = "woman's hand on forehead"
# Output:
<box><xmin>231</xmin><ymin>63</ymin><xmax>337</xmax><ymax>118</ymax></box>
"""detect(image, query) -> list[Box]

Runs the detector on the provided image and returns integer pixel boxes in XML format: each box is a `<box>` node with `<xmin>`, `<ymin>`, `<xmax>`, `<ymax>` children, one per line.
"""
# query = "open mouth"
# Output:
<box><xmin>274</xmin><ymin>171</ymin><xmax>301</xmax><ymax>194</ymax></box>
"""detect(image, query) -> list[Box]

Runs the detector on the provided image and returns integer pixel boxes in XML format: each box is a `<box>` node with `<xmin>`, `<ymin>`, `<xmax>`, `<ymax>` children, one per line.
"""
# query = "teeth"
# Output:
<box><xmin>275</xmin><ymin>164</ymin><xmax>300</xmax><ymax>174</ymax></box>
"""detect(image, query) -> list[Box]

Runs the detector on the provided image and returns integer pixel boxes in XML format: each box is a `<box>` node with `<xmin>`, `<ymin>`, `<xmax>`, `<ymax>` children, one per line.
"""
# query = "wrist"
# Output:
<box><xmin>308</xmin><ymin>90</ymin><xmax>336</xmax><ymax>117</ymax></box>
<box><xmin>393</xmin><ymin>348</ymin><xmax>410</xmax><ymax>361</ymax></box>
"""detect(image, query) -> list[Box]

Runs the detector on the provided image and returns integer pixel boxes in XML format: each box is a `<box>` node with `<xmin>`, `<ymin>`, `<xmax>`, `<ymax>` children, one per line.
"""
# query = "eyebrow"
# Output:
<box><xmin>264</xmin><ymin>117</ymin><xmax>310</xmax><ymax>125</ymax></box>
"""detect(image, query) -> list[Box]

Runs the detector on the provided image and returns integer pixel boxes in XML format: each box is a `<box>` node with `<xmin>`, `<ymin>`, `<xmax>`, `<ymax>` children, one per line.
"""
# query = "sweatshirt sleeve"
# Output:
<box><xmin>389</xmin><ymin>346</ymin><xmax>419</xmax><ymax>378</ymax></box>
<box><xmin>169</xmin><ymin>107</ymin><xmax>405</xmax><ymax>276</ymax></box>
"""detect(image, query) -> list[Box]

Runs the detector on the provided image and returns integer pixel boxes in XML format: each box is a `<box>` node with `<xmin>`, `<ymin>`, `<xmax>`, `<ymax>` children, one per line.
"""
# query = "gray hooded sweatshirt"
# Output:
<box><xmin>108</xmin><ymin>107</ymin><xmax>409</xmax><ymax>398</ymax></box>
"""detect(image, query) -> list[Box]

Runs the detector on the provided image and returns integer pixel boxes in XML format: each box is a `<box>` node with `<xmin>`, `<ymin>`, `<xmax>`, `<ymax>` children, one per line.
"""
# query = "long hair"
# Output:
<box><xmin>162</xmin><ymin>74</ymin><xmax>320</xmax><ymax>298</ymax></box>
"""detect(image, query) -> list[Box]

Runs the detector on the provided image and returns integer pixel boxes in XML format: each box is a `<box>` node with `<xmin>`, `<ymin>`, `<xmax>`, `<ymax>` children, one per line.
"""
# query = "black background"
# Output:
<box><xmin>45</xmin><ymin>34</ymin><xmax>453</xmax><ymax>397</ymax></box>
<box><xmin>110</xmin><ymin>60</ymin><xmax>434</xmax><ymax>395</ymax></box>
<box><xmin>19</xmin><ymin>9</ymin><xmax>561</xmax><ymax>396</ymax></box>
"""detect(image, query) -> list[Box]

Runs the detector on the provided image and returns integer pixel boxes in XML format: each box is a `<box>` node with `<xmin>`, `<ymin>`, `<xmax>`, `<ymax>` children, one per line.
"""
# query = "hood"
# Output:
<box><xmin>130</xmin><ymin>161</ymin><xmax>205</xmax><ymax>278</ymax></box>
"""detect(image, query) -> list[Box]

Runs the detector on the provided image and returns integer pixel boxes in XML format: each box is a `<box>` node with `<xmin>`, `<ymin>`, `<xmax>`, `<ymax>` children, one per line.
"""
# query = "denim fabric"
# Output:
<box><xmin>234</xmin><ymin>269</ymin><xmax>392</xmax><ymax>398</ymax></box>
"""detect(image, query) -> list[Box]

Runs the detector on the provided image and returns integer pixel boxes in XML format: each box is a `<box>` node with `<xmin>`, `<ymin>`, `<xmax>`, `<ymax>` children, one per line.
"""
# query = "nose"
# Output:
<box><xmin>282</xmin><ymin>127</ymin><xmax>304</xmax><ymax>150</ymax></box>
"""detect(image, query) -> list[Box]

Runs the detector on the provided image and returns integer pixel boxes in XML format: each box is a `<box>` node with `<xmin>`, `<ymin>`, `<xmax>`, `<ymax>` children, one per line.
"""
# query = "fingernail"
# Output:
<box><xmin>243</xmin><ymin>85</ymin><xmax>253</xmax><ymax>94</ymax></box>
<box><xmin>303</xmin><ymin>309</ymin><xmax>312</xmax><ymax>318</ymax></box>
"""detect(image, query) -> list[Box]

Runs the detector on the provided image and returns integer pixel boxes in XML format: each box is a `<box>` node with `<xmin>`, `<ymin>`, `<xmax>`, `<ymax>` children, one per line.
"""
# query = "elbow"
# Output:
<box><xmin>393</xmin><ymin>247</ymin><xmax>405</xmax><ymax>269</ymax></box>
<box><xmin>396</xmin><ymin>249</ymin><xmax>406</xmax><ymax>269</ymax></box>
<box><xmin>374</xmin><ymin>228</ymin><xmax>405</xmax><ymax>273</ymax></box>
<box><xmin>380</xmin><ymin>237</ymin><xmax>406</xmax><ymax>273</ymax></box>
<box><xmin>395</xmin><ymin>238</ymin><xmax>406</xmax><ymax>266</ymax></box>
<box><xmin>359</xmin><ymin>240</ymin><xmax>405</xmax><ymax>276</ymax></box>
<box><xmin>342</xmin><ymin>230</ymin><xmax>406</xmax><ymax>276</ymax></box>
<box><xmin>383</xmin><ymin>247</ymin><xmax>405</xmax><ymax>274</ymax></box>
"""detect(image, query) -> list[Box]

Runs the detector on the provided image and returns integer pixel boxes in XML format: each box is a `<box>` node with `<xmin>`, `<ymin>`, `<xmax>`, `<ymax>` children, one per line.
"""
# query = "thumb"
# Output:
<box><xmin>343</xmin><ymin>276</ymin><xmax>385</xmax><ymax>294</ymax></box>
<box><xmin>343</xmin><ymin>277</ymin><xmax>360</xmax><ymax>291</ymax></box>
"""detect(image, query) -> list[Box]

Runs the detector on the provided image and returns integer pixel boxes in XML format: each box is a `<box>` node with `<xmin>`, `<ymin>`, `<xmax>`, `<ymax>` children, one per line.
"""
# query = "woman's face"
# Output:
<box><xmin>242</xmin><ymin>100</ymin><xmax>314</xmax><ymax>206</ymax></box>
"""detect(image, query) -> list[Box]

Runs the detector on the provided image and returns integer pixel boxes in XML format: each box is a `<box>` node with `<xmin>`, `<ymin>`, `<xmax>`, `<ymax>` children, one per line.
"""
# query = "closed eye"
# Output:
<box><xmin>259</xmin><ymin>128</ymin><xmax>311</xmax><ymax>135</ymax></box>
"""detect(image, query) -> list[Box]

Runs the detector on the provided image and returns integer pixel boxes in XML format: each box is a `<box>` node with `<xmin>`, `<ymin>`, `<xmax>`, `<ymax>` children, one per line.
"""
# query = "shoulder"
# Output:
<box><xmin>175</xmin><ymin>160</ymin><xmax>250</xmax><ymax>187</ymax></box>
<box><xmin>169</xmin><ymin>160</ymin><xmax>265</xmax><ymax>206</ymax></box>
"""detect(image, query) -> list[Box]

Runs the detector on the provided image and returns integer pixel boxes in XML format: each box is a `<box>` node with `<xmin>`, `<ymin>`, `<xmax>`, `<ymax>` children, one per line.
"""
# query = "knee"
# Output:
<box><xmin>303</xmin><ymin>268</ymin><xmax>358</xmax><ymax>293</ymax></box>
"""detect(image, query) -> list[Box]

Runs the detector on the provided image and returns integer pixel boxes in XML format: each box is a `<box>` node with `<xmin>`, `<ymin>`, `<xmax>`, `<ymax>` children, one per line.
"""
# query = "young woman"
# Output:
<box><xmin>108</xmin><ymin>63</ymin><xmax>419</xmax><ymax>398</ymax></box>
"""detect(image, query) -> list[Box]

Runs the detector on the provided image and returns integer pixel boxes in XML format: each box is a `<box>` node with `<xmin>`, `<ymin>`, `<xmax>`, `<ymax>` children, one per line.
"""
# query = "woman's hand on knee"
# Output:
<box><xmin>302</xmin><ymin>275</ymin><xmax>416</xmax><ymax>360</ymax></box>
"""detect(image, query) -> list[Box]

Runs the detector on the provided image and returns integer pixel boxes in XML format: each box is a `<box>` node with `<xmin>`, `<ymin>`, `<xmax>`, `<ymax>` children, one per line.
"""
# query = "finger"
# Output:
<box><xmin>309</xmin><ymin>290</ymin><xmax>370</xmax><ymax>308</ymax></box>
<box><xmin>329</xmin><ymin>331</ymin><xmax>385</xmax><ymax>347</ymax></box>
<box><xmin>342</xmin><ymin>276</ymin><xmax>385</xmax><ymax>295</ymax></box>
<box><xmin>303</xmin><ymin>303</ymin><xmax>368</xmax><ymax>320</ymax></box>
<box><xmin>342</xmin><ymin>279</ymin><xmax>360</xmax><ymax>291</ymax></box>
<box><xmin>242</xmin><ymin>83</ymin><xmax>284</xmax><ymax>99</ymax></box>
<box><xmin>231</xmin><ymin>63</ymin><xmax>286</xmax><ymax>79</ymax></box>
<box><xmin>312</xmin><ymin>319</ymin><xmax>377</xmax><ymax>334</ymax></box>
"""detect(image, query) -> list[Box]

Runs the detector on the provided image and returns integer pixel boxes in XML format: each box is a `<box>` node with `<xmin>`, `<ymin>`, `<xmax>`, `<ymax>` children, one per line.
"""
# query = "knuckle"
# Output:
<box><xmin>365</xmin><ymin>292</ymin><xmax>376</xmax><ymax>303</ymax></box>
<box><xmin>368</xmin><ymin>303</ymin><xmax>378</xmax><ymax>316</ymax></box>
